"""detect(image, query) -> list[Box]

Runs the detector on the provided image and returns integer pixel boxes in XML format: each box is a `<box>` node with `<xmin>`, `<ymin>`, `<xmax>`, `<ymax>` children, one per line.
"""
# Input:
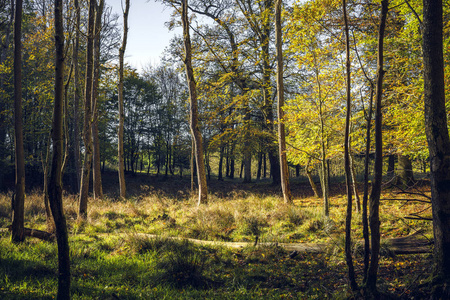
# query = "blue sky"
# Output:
<box><xmin>106</xmin><ymin>0</ymin><xmax>181</xmax><ymax>71</ymax></box>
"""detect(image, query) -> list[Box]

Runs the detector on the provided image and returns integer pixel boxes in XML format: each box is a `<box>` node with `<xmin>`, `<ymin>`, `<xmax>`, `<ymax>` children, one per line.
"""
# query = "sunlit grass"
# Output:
<box><xmin>0</xmin><ymin>177</ymin><xmax>434</xmax><ymax>298</ymax></box>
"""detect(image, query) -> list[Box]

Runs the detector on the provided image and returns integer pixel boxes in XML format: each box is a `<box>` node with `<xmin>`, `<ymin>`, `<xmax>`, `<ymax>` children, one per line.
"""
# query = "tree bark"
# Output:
<box><xmin>117</xmin><ymin>0</ymin><xmax>129</xmax><ymax>200</ymax></box>
<box><xmin>11</xmin><ymin>0</ymin><xmax>25</xmax><ymax>243</ymax></box>
<box><xmin>365</xmin><ymin>0</ymin><xmax>388</xmax><ymax>293</ymax></box>
<box><xmin>50</xmin><ymin>0</ymin><xmax>71</xmax><ymax>297</ymax></box>
<box><xmin>275</xmin><ymin>0</ymin><xmax>292</xmax><ymax>204</ymax></box>
<box><xmin>423</xmin><ymin>0</ymin><xmax>450</xmax><ymax>288</ymax></box>
<box><xmin>182</xmin><ymin>0</ymin><xmax>208</xmax><ymax>205</ymax></box>
<box><xmin>92</xmin><ymin>0</ymin><xmax>104</xmax><ymax>200</ymax></box>
<box><xmin>78</xmin><ymin>0</ymin><xmax>96</xmax><ymax>218</ymax></box>
<box><xmin>343</xmin><ymin>0</ymin><xmax>357</xmax><ymax>290</ymax></box>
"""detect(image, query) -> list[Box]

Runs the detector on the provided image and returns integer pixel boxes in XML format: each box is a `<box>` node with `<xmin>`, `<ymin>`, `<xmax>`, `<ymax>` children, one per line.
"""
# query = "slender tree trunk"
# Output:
<box><xmin>261</xmin><ymin>0</ymin><xmax>280</xmax><ymax>186</ymax></box>
<box><xmin>275</xmin><ymin>0</ymin><xmax>292</xmax><ymax>204</ymax></box>
<box><xmin>365</xmin><ymin>0</ymin><xmax>388</xmax><ymax>293</ymax></box>
<box><xmin>72</xmin><ymin>0</ymin><xmax>81</xmax><ymax>193</ymax></box>
<box><xmin>343</xmin><ymin>0</ymin><xmax>357</xmax><ymax>290</ymax></box>
<box><xmin>78</xmin><ymin>0</ymin><xmax>96</xmax><ymax>218</ymax></box>
<box><xmin>92</xmin><ymin>0</ymin><xmax>104</xmax><ymax>200</ymax></box>
<box><xmin>11</xmin><ymin>0</ymin><xmax>25</xmax><ymax>243</ymax></box>
<box><xmin>362</xmin><ymin>85</ymin><xmax>374</xmax><ymax>283</ymax></box>
<box><xmin>50</xmin><ymin>0</ymin><xmax>70</xmax><ymax>297</ymax></box>
<box><xmin>423</xmin><ymin>0</ymin><xmax>450</xmax><ymax>288</ymax></box>
<box><xmin>118</xmin><ymin>0</ymin><xmax>129</xmax><ymax>199</ymax></box>
<box><xmin>182</xmin><ymin>0</ymin><xmax>208</xmax><ymax>205</ymax></box>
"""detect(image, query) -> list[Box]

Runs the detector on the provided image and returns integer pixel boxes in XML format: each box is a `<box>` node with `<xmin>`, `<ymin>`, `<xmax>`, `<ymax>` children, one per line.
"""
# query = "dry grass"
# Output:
<box><xmin>0</xmin><ymin>175</ymin><xmax>433</xmax><ymax>248</ymax></box>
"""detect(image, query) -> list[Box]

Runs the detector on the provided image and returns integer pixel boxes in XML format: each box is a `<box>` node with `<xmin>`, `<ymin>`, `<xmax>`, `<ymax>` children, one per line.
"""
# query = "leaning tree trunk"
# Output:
<box><xmin>78</xmin><ymin>0</ymin><xmax>96</xmax><ymax>218</ymax></box>
<box><xmin>92</xmin><ymin>0</ymin><xmax>104</xmax><ymax>200</ymax></box>
<box><xmin>49</xmin><ymin>0</ymin><xmax>71</xmax><ymax>297</ymax></box>
<box><xmin>275</xmin><ymin>0</ymin><xmax>292</xmax><ymax>204</ymax></box>
<box><xmin>11</xmin><ymin>0</ymin><xmax>25</xmax><ymax>243</ymax></box>
<box><xmin>343</xmin><ymin>0</ymin><xmax>357</xmax><ymax>290</ymax></box>
<box><xmin>182</xmin><ymin>0</ymin><xmax>208</xmax><ymax>205</ymax></box>
<box><xmin>117</xmin><ymin>0</ymin><xmax>129</xmax><ymax>200</ymax></box>
<box><xmin>423</xmin><ymin>0</ymin><xmax>450</xmax><ymax>289</ymax></box>
<box><xmin>365</xmin><ymin>0</ymin><xmax>388</xmax><ymax>294</ymax></box>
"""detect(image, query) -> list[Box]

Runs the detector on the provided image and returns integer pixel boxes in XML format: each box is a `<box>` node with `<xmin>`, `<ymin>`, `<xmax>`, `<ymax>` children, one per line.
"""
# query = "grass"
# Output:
<box><xmin>0</xmin><ymin>173</ymin><xmax>435</xmax><ymax>299</ymax></box>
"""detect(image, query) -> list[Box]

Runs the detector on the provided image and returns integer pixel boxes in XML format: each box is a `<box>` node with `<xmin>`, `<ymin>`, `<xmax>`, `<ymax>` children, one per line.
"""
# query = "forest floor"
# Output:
<box><xmin>0</xmin><ymin>172</ymin><xmax>436</xmax><ymax>299</ymax></box>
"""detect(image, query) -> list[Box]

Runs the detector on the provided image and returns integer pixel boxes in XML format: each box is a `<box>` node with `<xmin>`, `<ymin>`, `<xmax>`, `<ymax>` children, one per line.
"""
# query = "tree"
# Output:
<box><xmin>422</xmin><ymin>0</ymin><xmax>450</xmax><ymax>292</ymax></box>
<box><xmin>71</xmin><ymin>0</ymin><xmax>81</xmax><ymax>193</ymax></box>
<box><xmin>285</xmin><ymin>0</ymin><xmax>346</xmax><ymax>217</ymax></box>
<box><xmin>118</xmin><ymin>0</ymin><xmax>129</xmax><ymax>199</ymax></box>
<box><xmin>275</xmin><ymin>0</ymin><xmax>291</xmax><ymax>204</ymax></box>
<box><xmin>79</xmin><ymin>0</ymin><xmax>96</xmax><ymax>218</ymax></box>
<box><xmin>92</xmin><ymin>0</ymin><xmax>105</xmax><ymax>200</ymax></box>
<box><xmin>11</xmin><ymin>0</ymin><xmax>26</xmax><ymax>243</ymax></box>
<box><xmin>365</xmin><ymin>0</ymin><xmax>389</xmax><ymax>294</ymax></box>
<box><xmin>181</xmin><ymin>0</ymin><xmax>207</xmax><ymax>205</ymax></box>
<box><xmin>342</xmin><ymin>0</ymin><xmax>357</xmax><ymax>291</ymax></box>
<box><xmin>48</xmin><ymin>0</ymin><xmax>70</xmax><ymax>297</ymax></box>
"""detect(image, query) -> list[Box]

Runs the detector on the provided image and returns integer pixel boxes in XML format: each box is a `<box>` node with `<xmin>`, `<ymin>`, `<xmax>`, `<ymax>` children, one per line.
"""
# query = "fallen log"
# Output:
<box><xmin>2</xmin><ymin>226</ymin><xmax>55</xmax><ymax>242</ymax></box>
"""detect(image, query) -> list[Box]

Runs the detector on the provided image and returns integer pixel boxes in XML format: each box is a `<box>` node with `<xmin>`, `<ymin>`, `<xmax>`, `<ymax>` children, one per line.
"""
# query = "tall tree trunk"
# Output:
<box><xmin>317</xmin><ymin>80</ymin><xmax>329</xmax><ymax>217</ymax></box>
<box><xmin>261</xmin><ymin>0</ymin><xmax>280</xmax><ymax>186</ymax></box>
<box><xmin>92</xmin><ymin>0</ymin><xmax>104</xmax><ymax>200</ymax></box>
<box><xmin>365</xmin><ymin>0</ymin><xmax>388</xmax><ymax>293</ymax></box>
<box><xmin>423</xmin><ymin>0</ymin><xmax>450</xmax><ymax>289</ymax></box>
<box><xmin>72</xmin><ymin>0</ymin><xmax>81</xmax><ymax>193</ymax></box>
<box><xmin>182</xmin><ymin>0</ymin><xmax>208</xmax><ymax>205</ymax></box>
<box><xmin>275</xmin><ymin>0</ymin><xmax>292</xmax><ymax>204</ymax></box>
<box><xmin>11</xmin><ymin>0</ymin><xmax>25</xmax><ymax>243</ymax></box>
<box><xmin>117</xmin><ymin>0</ymin><xmax>129</xmax><ymax>199</ymax></box>
<box><xmin>343</xmin><ymin>0</ymin><xmax>357</xmax><ymax>290</ymax></box>
<box><xmin>50</xmin><ymin>0</ymin><xmax>71</xmax><ymax>297</ymax></box>
<box><xmin>78</xmin><ymin>0</ymin><xmax>96</xmax><ymax>218</ymax></box>
<box><xmin>362</xmin><ymin>85</ymin><xmax>374</xmax><ymax>283</ymax></box>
